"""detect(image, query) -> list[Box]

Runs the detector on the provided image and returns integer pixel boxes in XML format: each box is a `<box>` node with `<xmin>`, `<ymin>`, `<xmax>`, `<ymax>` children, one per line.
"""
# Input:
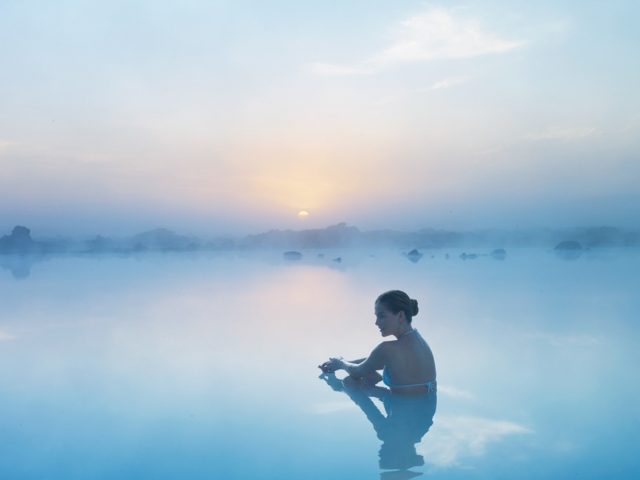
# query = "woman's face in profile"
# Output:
<box><xmin>375</xmin><ymin>302</ymin><xmax>401</xmax><ymax>337</ymax></box>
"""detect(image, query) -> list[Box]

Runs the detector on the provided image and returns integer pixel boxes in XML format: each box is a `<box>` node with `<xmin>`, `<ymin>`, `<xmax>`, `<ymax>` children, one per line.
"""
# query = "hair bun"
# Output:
<box><xmin>410</xmin><ymin>299</ymin><xmax>419</xmax><ymax>316</ymax></box>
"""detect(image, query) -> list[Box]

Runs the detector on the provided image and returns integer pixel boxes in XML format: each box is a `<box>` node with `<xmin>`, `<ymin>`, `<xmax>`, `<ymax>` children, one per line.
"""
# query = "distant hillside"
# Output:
<box><xmin>129</xmin><ymin>228</ymin><xmax>200</xmax><ymax>251</ymax></box>
<box><xmin>240</xmin><ymin>223</ymin><xmax>361</xmax><ymax>249</ymax></box>
<box><xmin>1</xmin><ymin>223</ymin><xmax>639</xmax><ymax>255</ymax></box>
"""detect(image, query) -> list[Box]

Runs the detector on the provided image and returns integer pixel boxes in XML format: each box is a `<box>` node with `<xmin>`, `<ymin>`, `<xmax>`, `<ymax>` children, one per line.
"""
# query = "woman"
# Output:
<box><xmin>319</xmin><ymin>290</ymin><xmax>436</xmax><ymax>394</ymax></box>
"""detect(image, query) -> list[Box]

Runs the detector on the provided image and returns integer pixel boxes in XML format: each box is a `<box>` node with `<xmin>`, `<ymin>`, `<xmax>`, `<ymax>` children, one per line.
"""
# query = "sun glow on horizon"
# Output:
<box><xmin>1</xmin><ymin>2</ymin><xmax>638</xmax><ymax>233</ymax></box>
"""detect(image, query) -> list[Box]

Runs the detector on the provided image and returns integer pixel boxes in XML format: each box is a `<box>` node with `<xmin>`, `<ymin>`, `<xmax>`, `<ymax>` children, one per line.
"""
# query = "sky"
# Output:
<box><xmin>1</xmin><ymin>0</ymin><xmax>639</xmax><ymax>237</ymax></box>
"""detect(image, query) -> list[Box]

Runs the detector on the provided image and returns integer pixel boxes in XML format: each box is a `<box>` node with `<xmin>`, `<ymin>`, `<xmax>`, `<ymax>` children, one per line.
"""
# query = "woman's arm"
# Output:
<box><xmin>327</xmin><ymin>343</ymin><xmax>387</xmax><ymax>379</ymax></box>
<box><xmin>319</xmin><ymin>357</ymin><xmax>366</xmax><ymax>373</ymax></box>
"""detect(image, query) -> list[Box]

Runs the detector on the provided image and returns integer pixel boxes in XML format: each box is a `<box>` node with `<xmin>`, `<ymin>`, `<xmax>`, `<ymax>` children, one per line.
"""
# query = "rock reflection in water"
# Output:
<box><xmin>320</xmin><ymin>373</ymin><xmax>436</xmax><ymax>477</ymax></box>
<box><xmin>0</xmin><ymin>254</ymin><xmax>42</xmax><ymax>279</ymax></box>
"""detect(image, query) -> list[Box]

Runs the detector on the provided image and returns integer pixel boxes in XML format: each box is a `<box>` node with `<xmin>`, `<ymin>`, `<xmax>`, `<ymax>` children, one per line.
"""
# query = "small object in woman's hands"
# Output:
<box><xmin>319</xmin><ymin>357</ymin><xmax>343</xmax><ymax>373</ymax></box>
<box><xmin>318</xmin><ymin>361</ymin><xmax>335</xmax><ymax>373</ymax></box>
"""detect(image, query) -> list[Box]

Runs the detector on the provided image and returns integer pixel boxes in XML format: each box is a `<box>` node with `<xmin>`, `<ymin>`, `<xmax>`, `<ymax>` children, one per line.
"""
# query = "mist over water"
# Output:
<box><xmin>2</xmin><ymin>1</ymin><xmax>639</xmax><ymax>477</ymax></box>
<box><xmin>1</xmin><ymin>248</ymin><xmax>638</xmax><ymax>478</ymax></box>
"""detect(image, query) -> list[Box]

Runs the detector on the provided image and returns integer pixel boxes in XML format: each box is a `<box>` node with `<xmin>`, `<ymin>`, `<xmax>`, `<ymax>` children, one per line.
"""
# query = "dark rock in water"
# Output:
<box><xmin>405</xmin><ymin>248</ymin><xmax>423</xmax><ymax>263</ymax></box>
<box><xmin>554</xmin><ymin>241</ymin><xmax>582</xmax><ymax>260</ymax></box>
<box><xmin>283</xmin><ymin>251</ymin><xmax>302</xmax><ymax>260</ymax></box>
<box><xmin>0</xmin><ymin>226</ymin><xmax>38</xmax><ymax>253</ymax></box>
<box><xmin>10</xmin><ymin>226</ymin><xmax>30</xmax><ymax>241</ymax></box>
<box><xmin>491</xmin><ymin>248</ymin><xmax>507</xmax><ymax>260</ymax></box>
<box><xmin>332</xmin><ymin>256</ymin><xmax>342</xmax><ymax>263</ymax></box>
<box><xmin>459</xmin><ymin>252</ymin><xmax>478</xmax><ymax>260</ymax></box>
<box><xmin>554</xmin><ymin>240</ymin><xmax>583</xmax><ymax>251</ymax></box>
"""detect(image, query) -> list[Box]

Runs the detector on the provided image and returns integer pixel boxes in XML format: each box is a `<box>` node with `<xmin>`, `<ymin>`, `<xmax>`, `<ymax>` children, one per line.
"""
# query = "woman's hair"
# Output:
<box><xmin>376</xmin><ymin>290</ymin><xmax>419</xmax><ymax>323</ymax></box>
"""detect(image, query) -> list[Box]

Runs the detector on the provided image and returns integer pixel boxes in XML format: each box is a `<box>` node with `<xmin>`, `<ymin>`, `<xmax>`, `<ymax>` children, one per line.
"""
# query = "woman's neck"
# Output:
<box><xmin>395</xmin><ymin>325</ymin><xmax>414</xmax><ymax>339</ymax></box>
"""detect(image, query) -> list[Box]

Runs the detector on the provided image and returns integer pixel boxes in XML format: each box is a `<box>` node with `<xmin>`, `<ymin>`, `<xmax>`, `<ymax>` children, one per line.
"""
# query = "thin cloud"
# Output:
<box><xmin>417</xmin><ymin>76</ymin><xmax>469</xmax><ymax>92</ymax></box>
<box><xmin>308</xmin><ymin>63</ymin><xmax>373</xmax><ymax>76</ymax></box>
<box><xmin>619</xmin><ymin>113</ymin><xmax>640</xmax><ymax>134</ymax></box>
<box><xmin>372</xmin><ymin>76</ymin><xmax>470</xmax><ymax>106</ymax></box>
<box><xmin>525</xmin><ymin>126</ymin><xmax>598</xmax><ymax>142</ymax></box>
<box><xmin>481</xmin><ymin>125</ymin><xmax>600</xmax><ymax>156</ymax></box>
<box><xmin>373</xmin><ymin>8</ymin><xmax>523</xmax><ymax>65</ymax></box>
<box><xmin>311</xmin><ymin>8</ymin><xmax>523</xmax><ymax>76</ymax></box>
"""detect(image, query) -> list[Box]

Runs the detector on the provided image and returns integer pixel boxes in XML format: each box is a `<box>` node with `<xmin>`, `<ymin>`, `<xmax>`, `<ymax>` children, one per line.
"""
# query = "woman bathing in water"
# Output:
<box><xmin>319</xmin><ymin>290</ymin><xmax>436</xmax><ymax>394</ymax></box>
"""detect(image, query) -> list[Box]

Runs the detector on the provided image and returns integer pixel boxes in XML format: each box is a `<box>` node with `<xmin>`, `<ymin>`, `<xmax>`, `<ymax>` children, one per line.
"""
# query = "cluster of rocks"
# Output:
<box><xmin>283</xmin><ymin>251</ymin><xmax>342</xmax><ymax>263</ymax></box>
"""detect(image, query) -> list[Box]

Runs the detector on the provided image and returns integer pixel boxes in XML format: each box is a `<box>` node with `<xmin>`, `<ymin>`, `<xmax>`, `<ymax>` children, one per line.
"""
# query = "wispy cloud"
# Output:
<box><xmin>524</xmin><ymin>126</ymin><xmax>598</xmax><ymax>142</ymax></box>
<box><xmin>373</xmin><ymin>76</ymin><xmax>470</xmax><ymax>106</ymax></box>
<box><xmin>420</xmin><ymin>415</ymin><xmax>532</xmax><ymax>467</ymax></box>
<box><xmin>373</xmin><ymin>9</ymin><xmax>523</xmax><ymax>65</ymax></box>
<box><xmin>417</xmin><ymin>76</ymin><xmax>469</xmax><ymax>92</ymax></box>
<box><xmin>311</xmin><ymin>8</ymin><xmax>523</xmax><ymax>76</ymax></box>
<box><xmin>479</xmin><ymin>124</ymin><xmax>600</xmax><ymax>157</ymax></box>
<box><xmin>620</xmin><ymin>113</ymin><xmax>640</xmax><ymax>134</ymax></box>
<box><xmin>309</xmin><ymin>63</ymin><xmax>374</xmax><ymax>77</ymax></box>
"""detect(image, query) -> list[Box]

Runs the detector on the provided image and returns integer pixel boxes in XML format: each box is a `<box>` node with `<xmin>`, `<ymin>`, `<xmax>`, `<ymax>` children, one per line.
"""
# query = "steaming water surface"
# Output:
<box><xmin>1</xmin><ymin>249</ymin><xmax>639</xmax><ymax>479</ymax></box>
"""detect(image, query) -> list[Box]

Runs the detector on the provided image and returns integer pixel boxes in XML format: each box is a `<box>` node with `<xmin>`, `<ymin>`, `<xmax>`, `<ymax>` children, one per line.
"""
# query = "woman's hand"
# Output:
<box><xmin>318</xmin><ymin>356</ymin><xmax>344</xmax><ymax>373</ymax></box>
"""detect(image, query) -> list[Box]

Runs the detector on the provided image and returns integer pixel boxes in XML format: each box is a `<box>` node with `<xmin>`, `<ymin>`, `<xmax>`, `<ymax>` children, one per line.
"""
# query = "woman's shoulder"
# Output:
<box><xmin>373</xmin><ymin>335</ymin><xmax>419</xmax><ymax>357</ymax></box>
<box><xmin>372</xmin><ymin>340</ymin><xmax>396</xmax><ymax>356</ymax></box>
<box><xmin>377</xmin><ymin>339</ymin><xmax>403</xmax><ymax>354</ymax></box>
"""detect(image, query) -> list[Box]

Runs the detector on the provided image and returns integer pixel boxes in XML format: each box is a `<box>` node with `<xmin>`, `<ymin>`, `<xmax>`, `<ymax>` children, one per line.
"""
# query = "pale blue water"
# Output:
<box><xmin>1</xmin><ymin>249</ymin><xmax>639</xmax><ymax>479</ymax></box>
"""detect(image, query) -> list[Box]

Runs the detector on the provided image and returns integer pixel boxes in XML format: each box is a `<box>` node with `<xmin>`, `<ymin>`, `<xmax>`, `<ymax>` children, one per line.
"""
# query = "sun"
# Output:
<box><xmin>297</xmin><ymin>210</ymin><xmax>310</xmax><ymax>219</ymax></box>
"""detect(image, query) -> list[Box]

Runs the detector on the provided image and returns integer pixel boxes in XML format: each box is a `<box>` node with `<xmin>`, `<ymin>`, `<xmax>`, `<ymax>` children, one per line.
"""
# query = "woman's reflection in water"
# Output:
<box><xmin>320</xmin><ymin>373</ymin><xmax>436</xmax><ymax>479</ymax></box>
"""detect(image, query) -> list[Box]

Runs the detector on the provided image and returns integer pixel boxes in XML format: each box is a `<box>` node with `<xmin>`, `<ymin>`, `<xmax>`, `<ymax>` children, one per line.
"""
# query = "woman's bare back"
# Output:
<box><xmin>382</xmin><ymin>330</ymin><xmax>436</xmax><ymax>390</ymax></box>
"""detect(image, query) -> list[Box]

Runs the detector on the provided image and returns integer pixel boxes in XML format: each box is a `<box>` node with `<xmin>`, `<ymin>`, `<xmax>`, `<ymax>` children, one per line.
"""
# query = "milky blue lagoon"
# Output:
<box><xmin>1</xmin><ymin>249</ymin><xmax>639</xmax><ymax>479</ymax></box>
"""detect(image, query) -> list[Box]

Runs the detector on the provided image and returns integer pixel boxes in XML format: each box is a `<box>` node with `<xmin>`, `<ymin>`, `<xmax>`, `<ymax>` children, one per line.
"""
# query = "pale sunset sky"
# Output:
<box><xmin>1</xmin><ymin>1</ymin><xmax>638</xmax><ymax>236</ymax></box>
